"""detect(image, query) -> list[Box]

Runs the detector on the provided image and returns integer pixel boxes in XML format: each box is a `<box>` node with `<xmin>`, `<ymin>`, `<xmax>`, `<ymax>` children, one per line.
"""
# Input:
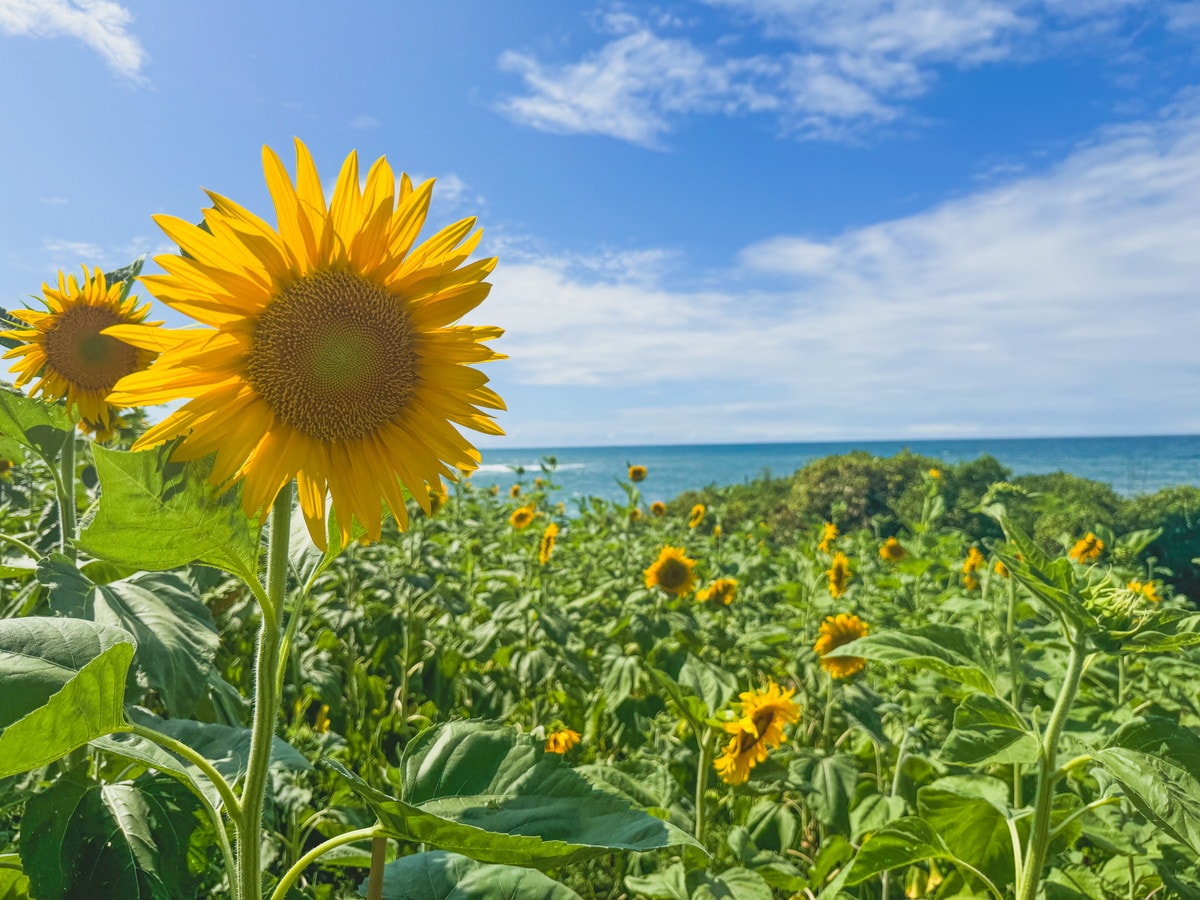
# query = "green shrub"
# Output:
<box><xmin>1118</xmin><ymin>486</ymin><xmax>1200</xmax><ymax>600</ymax></box>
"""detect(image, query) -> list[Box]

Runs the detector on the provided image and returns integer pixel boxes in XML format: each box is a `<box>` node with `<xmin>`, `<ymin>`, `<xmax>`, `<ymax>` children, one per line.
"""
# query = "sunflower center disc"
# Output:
<box><xmin>42</xmin><ymin>305</ymin><xmax>138</xmax><ymax>392</ymax></box>
<box><xmin>656</xmin><ymin>558</ymin><xmax>689</xmax><ymax>590</ymax></box>
<box><xmin>246</xmin><ymin>271</ymin><xmax>418</xmax><ymax>442</ymax></box>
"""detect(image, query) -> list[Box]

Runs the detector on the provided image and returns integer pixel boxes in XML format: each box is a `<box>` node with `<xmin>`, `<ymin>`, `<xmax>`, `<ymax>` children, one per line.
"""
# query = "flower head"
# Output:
<box><xmin>106</xmin><ymin>140</ymin><xmax>505</xmax><ymax>548</ymax></box>
<box><xmin>879</xmin><ymin>537</ymin><xmax>906</xmax><ymax>562</ymax></box>
<box><xmin>509</xmin><ymin>505</ymin><xmax>537</xmax><ymax>530</ymax></box>
<box><xmin>1069</xmin><ymin>533</ymin><xmax>1104</xmax><ymax>563</ymax></box>
<box><xmin>688</xmin><ymin>504</ymin><xmax>706</xmax><ymax>529</ymax></box>
<box><xmin>489</xmin><ymin>484</ymin><xmax>499</xmax><ymax>496</ymax></box>
<box><xmin>994</xmin><ymin>560</ymin><xmax>1009</xmax><ymax>578</ymax></box>
<box><xmin>545</xmin><ymin>728</ymin><xmax>581</xmax><ymax>754</ymax></box>
<box><xmin>628</xmin><ymin>464</ymin><xmax>647</xmax><ymax>482</ymax></box>
<box><xmin>697</xmin><ymin>577</ymin><xmax>738</xmax><ymax>606</ymax></box>
<box><xmin>1128</xmin><ymin>579</ymin><xmax>1160</xmax><ymax>602</ymax></box>
<box><xmin>0</xmin><ymin>459</ymin><xmax>12</xmax><ymax>481</ymax></box>
<box><xmin>644</xmin><ymin>545</ymin><xmax>697</xmax><ymax>596</ymax></box>
<box><xmin>538</xmin><ymin>522</ymin><xmax>559</xmax><ymax>564</ymax></box>
<box><xmin>3</xmin><ymin>266</ymin><xmax>158</xmax><ymax>436</ymax></box>
<box><xmin>509</xmin><ymin>484</ymin><xmax>521</xmax><ymax>499</ymax></box>
<box><xmin>962</xmin><ymin>547</ymin><xmax>985</xmax><ymax>590</ymax></box>
<box><xmin>827</xmin><ymin>551</ymin><xmax>851</xmax><ymax>598</ymax></box>
<box><xmin>713</xmin><ymin>680</ymin><xmax>800</xmax><ymax>785</ymax></box>
<box><xmin>650</xmin><ymin>500</ymin><xmax>667</xmax><ymax>517</ymax></box>
<box><xmin>814</xmin><ymin>613</ymin><xmax>869</xmax><ymax>679</ymax></box>
<box><xmin>928</xmin><ymin>468</ymin><xmax>941</xmax><ymax>479</ymax></box>
<box><xmin>629</xmin><ymin>507</ymin><xmax>642</xmax><ymax>522</ymax></box>
<box><xmin>818</xmin><ymin>522</ymin><xmax>838</xmax><ymax>554</ymax></box>
<box><xmin>428</xmin><ymin>482</ymin><xmax>447</xmax><ymax>515</ymax></box>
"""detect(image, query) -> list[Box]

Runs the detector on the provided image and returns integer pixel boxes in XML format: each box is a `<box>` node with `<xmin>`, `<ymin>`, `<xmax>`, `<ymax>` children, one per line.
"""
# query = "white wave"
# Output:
<box><xmin>473</xmin><ymin>462</ymin><xmax>586</xmax><ymax>473</ymax></box>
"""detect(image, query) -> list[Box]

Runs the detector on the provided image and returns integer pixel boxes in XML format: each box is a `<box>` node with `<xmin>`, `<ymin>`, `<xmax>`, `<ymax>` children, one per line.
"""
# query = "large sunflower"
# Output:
<box><xmin>713</xmin><ymin>680</ymin><xmax>800</xmax><ymax>785</ymax></box>
<box><xmin>644</xmin><ymin>545</ymin><xmax>697</xmax><ymax>596</ymax></box>
<box><xmin>3</xmin><ymin>267</ymin><xmax>157</xmax><ymax>437</ymax></box>
<box><xmin>106</xmin><ymin>140</ymin><xmax>505</xmax><ymax>547</ymax></box>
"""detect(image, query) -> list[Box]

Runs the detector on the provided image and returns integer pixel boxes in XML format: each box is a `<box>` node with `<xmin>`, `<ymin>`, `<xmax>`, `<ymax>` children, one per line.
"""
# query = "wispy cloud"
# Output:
<box><xmin>487</xmin><ymin>102</ymin><xmax>1200</xmax><ymax>442</ymax></box>
<box><xmin>497</xmin><ymin>1</ymin><xmax>1170</xmax><ymax>145</ymax></box>
<box><xmin>0</xmin><ymin>0</ymin><xmax>148</xmax><ymax>81</ymax></box>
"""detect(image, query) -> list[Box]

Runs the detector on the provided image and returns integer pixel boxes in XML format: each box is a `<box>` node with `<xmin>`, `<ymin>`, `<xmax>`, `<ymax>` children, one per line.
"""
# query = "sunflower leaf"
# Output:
<box><xmin>366</xmin><ymin>851</ymin><xmax>582</xmax><ymax>899</ymax></box>
<box><xmin>78</xmin><ymin>443</ymin><xmax>260</xmax><ymax>580</ymax></box>
<box><xmin>825</xmin><ymin>625</ymin><xmax>996</xmax><ymax>694</ymax></box>
<box><xmin>0</xmin><ymin>385</ymin><xmax>72</xmax><ymax>465</ymax></box>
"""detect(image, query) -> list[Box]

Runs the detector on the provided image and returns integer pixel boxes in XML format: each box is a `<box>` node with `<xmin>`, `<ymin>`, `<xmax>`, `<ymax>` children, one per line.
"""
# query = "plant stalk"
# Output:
<box><xmin>56</xmin><ymin>433</ymin><xmax>77</xmax><ymax>561</ymax></box>
<box><xmin>236</xmin><ymin>485</ymin><xmax>292</xmax><ymax>900</ymax></box>
<box><xmin>269</xmin><ymin>826</ymin><xmax>380</xmax><ymax>900</ymax></box>
<box><xmin>1016</xmin><ymin>634</ymin><xmax>1086</xmax><ymax>900</ymax></box>
<box><xmin>694</xmin><ymin>730</ymin><xmax>713</xmax><ymax>844</ymax></box>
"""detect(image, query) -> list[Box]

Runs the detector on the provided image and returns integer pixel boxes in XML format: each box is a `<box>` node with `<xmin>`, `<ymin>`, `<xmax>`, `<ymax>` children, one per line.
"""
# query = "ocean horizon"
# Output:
<box><xmin>468</xmin><ymin>434</ymin><xmax>1200</xmax><ymax>504</ymax></box>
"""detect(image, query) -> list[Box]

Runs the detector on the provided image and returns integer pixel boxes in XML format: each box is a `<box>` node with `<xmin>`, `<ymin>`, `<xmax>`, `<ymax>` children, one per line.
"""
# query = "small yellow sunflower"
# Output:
<box><xmin>650</xmin><ymin>500</ymin><xmax>667</xmax><ymax>517</ymax></box>
<box><xmin>428</xmin><ymin>482</ymin><xmax>447</xmax><ymax>515</ymax></box>
<box><xmin>545</xmin><ymin>728</ymin><xmax>581</xmax><ymax>754</ymax></box>
<box><xmin>962</xmin><ymin>546</ymin><xmax>985</xmax><ymax>590</ymax></box>
<box><xmin>3</xmin><ymin>267</ymin><xmax>158</xmax><ymax>436</ymax></box>
<box><xmin>818</xmin><ymin>522</ymin><xmax>838</xmax><ymax>554</ymax></box>
<box><xmin>313</xmin><ymin>703</ymin><xmax>331</xmax><ymax>734</ymax></box>
<box><xmin>534</xmin><ymin>477</ymin><xmax>544</xmax><ymax>488</ymax></box>
<box><xmin>510</xmin><ymin>505</ymin><xmax>537</xmax><ymax>530</ymax></box>
<box><xmin>628</xmin><ymin>464</ymin><xmax>647</xmax><ymax>482</ymax></box>
<box><xmin>993</xmin><ymin>559</ymin><xmax>1009</xmax><ymax>578</ymax></box>
<box><xmin>814</xmin><ymin>613</ymin><xmax>869</xmax><ymax>679</ymax></box>
<box><xmin>1128</xmin><ymin>579</ymin><xmax>1160</xmax><ymax>602</ymax></box>
<box><xmin>106</xmin><ymin>140</ymin><xmax>505</xmax><ymax>548</ymax></box>
<box><xmin>644</xmin><ymin>545</ymin><xmax>697</xmax><ymax>596</ymax></box>
<box><xmin>827</xmin><ymin>551</ymin><xmax>851</xmax><ymax>599</ymax></box>
<box><xmin>928</xmin><ymin>468</ymin><xmax>941</xmax><ymax>479</ymax></box>
<box><xmin>713</xmin><ymin>680</ymin><xmax>800</xmax><ymax>785</ymax></box>
<box><xmin>489</xmin><ymin>484</ymin><xmax>500</xmax><ymax>496</ymax></box>
<box><xmin>697</xmin><ymin>577</ymin><xmax>737</xmax><ymax>606</ymax></box>
<box><xmin>688</xmin><ymin>504</ymin><xmax>706</xmax><ymax>529</ymax></box>
<box><xmin>0</xmin><ymin>459</ymin><xmax>12</xmax><ymax>481</ymax></box>
<box><xmin>509</xmin><ymin>484</ymin><xmax>521</xmax><ymax>498</ymax></box>
<box><xmin>629</xmin><ymin>507</ymin><xmax>642</xmax><ymax>522</ymax></box>
<box><xmin>879</xmin><ymin>536</ymin><xmax>906</xmax><ymax>562</ymax></box>
<box><xmin>538</xmin><ymin>522</ymin><xmax>559</xmax><ymax>564</ymax></box>
<box><xmin>1069</xmin><ymin>533</ymin><xmax>1104</xmax><ymax>563</ymax></box>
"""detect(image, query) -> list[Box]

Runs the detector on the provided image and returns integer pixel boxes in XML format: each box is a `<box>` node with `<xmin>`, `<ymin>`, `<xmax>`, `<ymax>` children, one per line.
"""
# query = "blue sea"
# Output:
<box><xmin>468</xmin><ymin>436</ymin><xmax>1200</xmax><ymax>504</ymax></box>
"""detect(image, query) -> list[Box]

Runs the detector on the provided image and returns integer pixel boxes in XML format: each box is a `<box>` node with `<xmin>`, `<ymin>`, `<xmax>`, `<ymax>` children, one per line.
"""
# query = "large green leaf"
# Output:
<box><xmin>369</xmin><ymin>851</ymin><xmax>581</xmax><ymax>899</ymax></box>
<box><xmin>0</xmin><ymin>618</ymin><xmax>135</xmax><ymax>777</ymax></box>
<box><xmin>825</xmin><ymin>624</ymin><xmax>995</xmax><ymax>693</ymax></box>
<box><xmin>940</xmin><ymin>693</ymin><xmax>1038</xmax><ymax>766</ymax></box>
<box><xmin>917</xmin><ymin>776</ymin><xmax>1017</xmax><ymax>892</ymax></box>
<box><xmin>0</xmin><ymin>385</ymin><xmax>72</xmax><ymax>465</ymax></box>
<box><xmin>90</xmin><ymin>730</ymin><xmax>224</xmax><ymax>812</ymax></box>
<box><xmin>1095</xmin><ymin>716</ymin><xmax>1200</xmax><ymax>854</ymax></box>
<box><xmin>77</xmin><ymin>444</ymin><xmax>259</xmax><ymax>579</ymax></box>
<box><xmin>40</xmin><ymin>557</ymin><xmax>217</xmax><ymax>717</ymax></box>
<box><xmin>21</xmin><ymin>769</ymin><xmax>200</xmax><ymax>900</ymax></box>
<box><xmin>843</xmin><ymin>817</ymin><xmax>954</xmax><ymax>884</ymax></box>
<box><xmin>325</xmin><ymin>720</ymin><xmax>701</xmax><ymax>868</ymax></box>
<box><xmin>791</xmin><ymin>752</ymin><xmax>856</xmax><ymax>836</ymax></box>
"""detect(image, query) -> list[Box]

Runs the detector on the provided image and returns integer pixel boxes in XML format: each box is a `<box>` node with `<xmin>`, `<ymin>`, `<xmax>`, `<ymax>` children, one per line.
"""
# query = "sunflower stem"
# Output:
<box><xmin>694</xmin><ymin>729</ymin><xmax>713</xmax><ymax>844</ymax></box>
<box><xmin>56</xmin><ymin>431</ymin><xmax>77</xmax><ymax>562</ymax></box>
<box><xmin>237</xmin><ymin>484</ymin><xmax>292</xmax><ymax>900</ymax></box>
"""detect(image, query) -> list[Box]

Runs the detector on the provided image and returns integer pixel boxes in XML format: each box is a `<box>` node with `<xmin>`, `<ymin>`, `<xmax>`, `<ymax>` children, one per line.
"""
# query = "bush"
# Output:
<box><xmin>1118</xmin><ymin>486</ymin><xmax>1200</xmax><ymax>601</ymax></box>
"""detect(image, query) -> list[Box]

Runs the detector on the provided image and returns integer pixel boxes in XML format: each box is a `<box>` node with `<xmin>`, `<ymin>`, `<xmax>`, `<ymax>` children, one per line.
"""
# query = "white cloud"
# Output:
<box><xmin>349</xmin><ymin>114</ymin><xmax>380</xmax><ymax>130</ymax></box>
<box><xmin>486</xmin><ymin>104</ymin><xmax>1200</xmax><ymax>441</ymax></box>
<box><xmin>497</xmin><ymin>1</ymin><xmax>1169</xmax><ymax>145</ymax></box>
<box><xmin>0</xmin><ymin>0</ymin><xmax>147</xmax><ymax>80</ymax></box>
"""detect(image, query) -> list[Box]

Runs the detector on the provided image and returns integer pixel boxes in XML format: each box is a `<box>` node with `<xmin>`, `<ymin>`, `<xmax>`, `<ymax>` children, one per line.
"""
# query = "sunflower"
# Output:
<box><xmin>644</xmin><ymin>545</ymin><xmax>697</xmax><ymax>596</ymax></box>
<box><xmin>0</xmin><ymin>459</ymin><xmax>12</xmax><ymax>481</ymax></box>
<box><xmin>814</xmin><ymin>613</ymin><xmax>869</xmax><ymax>679</ymax></box>
<box><xmin>545</xmin><ymin>728</ymin><xmax>581</xmax><ymax>754</ymax></box>
<box><xmin>629</xmin><ymin>507</ymin><xmax>642</xmax><ymax>522</ymax></box>
<box><xmin>489</xmin><ymin>484</ymin><xmax>500</xmax><ymax>496</ymax></box>
<box><xmin>538</xmin><ymin>522</ymin><xmax>558</xmax><ymax>564</ymax></box>
<box><xmin>993</xmin><ymin>560</ymin><xmax>1009</xmax><ymax>578</ymax></box>
<box><xmin>105</xmin><ymin>140</ymin><xmax>505</xmax><ymax>548</ymax></box>
<box><xmin>688</xmin><ymin>503</ymin><xmax>706</xmax><ymax>528</ymax></box>
<box><xmin>697</xmin><ymin>577</ymin><xmax>737</xmax><ymax>606</ymax></box>
<box><xmin>509</xmin><ymin>484</ymin><xmax>521</xmax><ymax>498</ymax></box>
<box><xmin>827</xmin><ymin>551</ymin><xmax>851</xmax><ymax>599</ymax></box>
<box><xmin>510</xmin><ymin>505</ymin><xmax>537</xmax><ymax>530</ymax></box>
<box><xmin>427</xmin><ymin>482</ymin><xmax>447</xmax><ymax>515</ymax></box>
<box><xmin>818</xmin><ymin>522</ymin><xmax>838</xmax><ymax>554</ymax></box>
<box><xmin>879</xmin><ymin>536</ymin><xmax>906</xmax><ymax>562</ymax></box>
<box><xmin>650</xmin><ymin>501</ymin><xmax>667</xmax><ymax>517</ymax></box>
<box><xmin>713</xmin><ymin>680</ymin><xmax>800</xmax><ymax>785</ymax></box>
<box><xmin>1069</xmin><ymin>533</ymin><xmax>1104</xmax><ymax>563</ymax></box>
<box><xmin>1128</xmin><ymin>579</ymin><xmax>1160</xmax><ymax>602</ymax></box>
<box><xmin>3</xmin><ymin>267</ymin><xmax>158</xmax><ymax>436</ymax></box>
<box><xmin>628</xmin><ymin>464</ymin><xmax>647</xmax><ymax>482</ymax></box>
<box><xmin>962</xmin><ymin>546</ymin><xmax>985</xmax><ymax>590</ymax></box>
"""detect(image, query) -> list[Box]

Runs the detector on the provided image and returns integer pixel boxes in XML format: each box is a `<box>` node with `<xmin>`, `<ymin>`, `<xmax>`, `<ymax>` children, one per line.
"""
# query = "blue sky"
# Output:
<box><xmin>2</xmin><ymin>0</ymin><xmax>1200</xmax><ymax>447</ymax></box>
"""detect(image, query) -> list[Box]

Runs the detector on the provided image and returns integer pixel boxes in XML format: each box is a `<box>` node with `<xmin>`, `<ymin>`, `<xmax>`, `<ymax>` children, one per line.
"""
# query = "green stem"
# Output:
<box><xmin>821</xmin><ymin>674</ymin><xmax>836</xmax><ymax>752</ymax></box>
<box><xmin>56</xmin><ymin>434</ymin><xmax>77</xmax><ymax>561</ymax></box>
<box><xmin>0</xmin><ymin>532</ymin><xmax>40</xmax><ymax>560</ymax></box>
<box><xmin>236</xmin><ymin>484</ymin><xmax>292</xmax><ymax>900</ymax></box>
<box><xmin>1006</xmin><ymin>576</ymin><xmax>1023</xmax><ymax>808</ymax></box>
<box><xmin>128</xmin><ymin>723</ymin><xmax>243</xmax><ymax>823</ymax></box>
<box><xmin>1016</xmin><ymin>634</ymin><xmax>1087</xmax><ymax>900</ymax></box>
<box><xmin>269</xmin><ymin>826</ymin><xmax>381</xmax><ymax>900</ymax></box>
<box><xmin>694</xmin><ymin>730</ymin><xmax>713</xmax><ymax>844</ymax></box>
<box><xmin>880</xmin><ymin>728</ymin><xmax>911</xmax><ymax>900</ymax></box>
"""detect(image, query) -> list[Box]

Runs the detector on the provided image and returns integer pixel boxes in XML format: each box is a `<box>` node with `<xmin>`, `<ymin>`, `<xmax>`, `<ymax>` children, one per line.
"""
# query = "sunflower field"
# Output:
<box><xmin>1</xmin><ymin>144</ymin><xmax>1200</xmax><ymax>900</ymax></box>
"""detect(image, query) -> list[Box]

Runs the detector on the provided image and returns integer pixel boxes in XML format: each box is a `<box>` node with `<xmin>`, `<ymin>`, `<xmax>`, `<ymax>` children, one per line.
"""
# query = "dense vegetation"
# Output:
<box><xmin>3</xmin><ymin>403</ymin><xmax>1200</xmax><ymax>899</ymax></box>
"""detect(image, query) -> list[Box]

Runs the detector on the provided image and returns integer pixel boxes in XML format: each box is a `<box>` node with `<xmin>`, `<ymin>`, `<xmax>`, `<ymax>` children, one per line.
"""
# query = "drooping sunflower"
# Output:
<box><xmin>105</xmin><ymin>140</ymin><xmax>505</xmax><ymax>548</ymax></box>
<box><xmin>713</xmin><ymin>680</ymin><xmax>800</xmax><ymax>785</ymax></box>
<box><xmin>962</xmin><ymin>546</ymin><xmax>986</xmax><ymax>590</ymax></box>
<box><xmin>697</xmin><ymin>577</ymin><xmax>737</xmax><ymax>606</ymax></box>
<box><xmin>814</xmin><ymin>613</ymin><xmax>869</xmax><ymax>679</ymax></box>
<box><xmin>538</xmin><ymin>522</ymin><xmax>559</xmax><ymax>564</ymax></box>
<box><xmin>628</xmin><ymin>464</ymin><xmax>647</xmax><ymax>482</ymax></box>
<box><xmin>827</xmin><ymin>551</ymin><xmax>851</xmax><ymax>598</ymax></box>
<box><xmin>650</xmin><ymin>500</ymin><xmax>667</xmax><ymax>517</ymax></box>
<box><xmin>688</xmin><ymin>503</ymin><xmax>706</xmax><ymax>529</ymax></box>
<box><xmin>1069</xmin><ymin>533</ymin><xmax>1104</xmax><ymax>564</ymax></box>
<box><xmin>545</xmin><ymin>728</ymin><xmax>581</xmax><ymax>754</ymax></box>
<box><xmin>818</xmin><ymin>522</ymin><xmax>838</xmax><ymax>554</ymax></box>
<box><xmin>3</xmin><ymin>267</ymin><xmax>158</xmax><ymax>437</ymax></box>
<box><xmin>510</xmin><ymin>505</ymin><xmax>537</xmax><ymax>530</ymax></box>
<box><xmin>644</xmin><ymin>545</ymin><xmax>697</xmax><ymax>596</ymax></box>
<box><xmin>879</xmin><ymin>536</ymin><xmax>906</xmax><ymax>562</ymax></box>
